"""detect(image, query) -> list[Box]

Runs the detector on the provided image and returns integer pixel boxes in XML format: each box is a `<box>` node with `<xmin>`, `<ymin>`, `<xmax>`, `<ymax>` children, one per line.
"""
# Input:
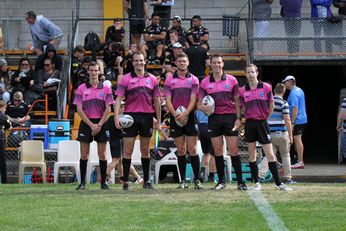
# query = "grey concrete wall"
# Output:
<box><xmin>0</xmin><ymin>0</ymin><xmax>326</xmax><ymax>51</ymax></box>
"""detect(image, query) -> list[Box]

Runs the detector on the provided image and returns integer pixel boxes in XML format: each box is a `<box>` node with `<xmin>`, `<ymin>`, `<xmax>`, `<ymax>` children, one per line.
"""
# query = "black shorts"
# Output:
<box><xmin>244</xmin><ymin>119</ymin><xmax>271</xmax><ymax>144</ymax></box>
<box><xmin>130</xmin><ymin>20</ymin><xmax>145</xmax><ymax>35</ymax></box>
<box><xmin>293</xmin><ymin>123</ymin><xmax>307</xmax><ymax>136</ymax></box>
<box><xmin>197</xmin><ymin>123</ymin><xmax>215</xmax><ymax>155</ymax></box>
<box><xmin>170</xmin><ymin>113</ymin><xmax>198</xmax><ymax>138</ymax></box>
<box><xmin>77</xmin><ymin>119</ymin><xmax>110</xmax><ymax>143</ymax></box>
<box><xmin>123</xmin><ymin>113</ymin><xmax>154</xmax><ymax>138</ymax></box>
<box><xmin>146</xmin><ymin>41</ymin><xmax>164</xmax><ymax>49</ymax></box>
<box><xmin>109</xmin><ymin>138</ymin><xmax>123</xmax><ymax>158</ymax></box>
<box><xmin>208</xmin><ymin>114</ymin><xmax>238</xmax><ymax>137</ymax></box>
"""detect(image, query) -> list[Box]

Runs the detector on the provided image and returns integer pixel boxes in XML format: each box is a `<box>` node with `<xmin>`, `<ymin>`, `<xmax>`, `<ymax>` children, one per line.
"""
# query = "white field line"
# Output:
<box><xmin>248</xmin><ymin>190</ymin><xmax>289</xmax><ymax>231</ymax></box>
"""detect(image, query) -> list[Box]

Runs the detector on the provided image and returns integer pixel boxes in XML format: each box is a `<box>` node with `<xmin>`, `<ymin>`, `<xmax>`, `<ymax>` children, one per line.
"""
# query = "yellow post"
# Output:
<box><xmin>103</xmin><ymin>0</ymin><xmax>124</xmax><ymax>39</ymax></box>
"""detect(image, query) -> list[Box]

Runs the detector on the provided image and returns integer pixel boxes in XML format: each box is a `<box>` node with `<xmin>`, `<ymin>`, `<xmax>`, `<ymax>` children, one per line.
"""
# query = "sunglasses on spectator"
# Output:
<box><xmin>14</xmin><ymin>99</ymin><xmax>22</xmax><ymax>102</ymax></box>
<box><xmin>44</xmin><ymin>64</ymin><xmax>51</xmax><ymax>67</ymax></box>
<box><xmin>21</xmin><ymin>63</ymin><xmax>29</xmax><ymax>66</ymax></box>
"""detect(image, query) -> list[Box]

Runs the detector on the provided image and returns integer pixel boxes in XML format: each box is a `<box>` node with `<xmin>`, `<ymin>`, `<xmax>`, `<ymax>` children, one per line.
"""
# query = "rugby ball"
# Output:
<box><xmin>119</xmin><ymin>114</ymin><xmax>134</xmax><ymax>128</ymax></box>
<box><xmin>175</xmin><ymin>106</ymin><xmax>186</xmax><ymax>127</ymax></box>
<box><xmin>202</xmin><ymin>95</ymin><xmax>215</xmax><ymax>116</ymax></box>
<box><xmin>103</xmin><ymin>80</ymin><xmax>112</xmax><ymax>88</ymax></box>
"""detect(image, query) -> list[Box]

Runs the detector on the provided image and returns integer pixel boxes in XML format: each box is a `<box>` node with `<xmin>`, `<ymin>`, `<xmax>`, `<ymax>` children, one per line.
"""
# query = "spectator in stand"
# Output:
<box><xmin>280</xmin><ymin>0</ymin><xmax>303</xmax><ymax>53</ymax></box>
<box><xmin>141</xmin><ymin>12</ymin><xmax>167</xmax><ymax>64</ymax></box>
<box><xmin>184</xmin><ymin>35</ymin><xmax>210</xmax><ymax>82</ymax></box>
<box><xmin>162</xmin><ymin>42</ymin><xmax>183</xmax><ymax>77</ymax></box>
<box><xmin>6</xmin><ymin>91</ymin><xmax>31</xmax><ymax>127</ymax></box>
<box><xmin>0</xmin><ymin>58</ymin><xmax>12</xmax><ymax>102</ymax></box>
<box><xmin>251</xmin><ymin>0</ymin><xmax>273</xmax><ymax>52</ymax></box>
<box><xmin>25</xmin><ymin>11</ymin><xmax>63</xmax><ymax>55</ymax></box>
<box><xmin>123</xmin><ymin>43</ymin><xmax>138</xmax><ymax>74</ymax></box>
<box><xmin>333</xmin><ymin>0</ymin><xmax>346</xmax><ymax>15</ymax></box>
<box><xmin>187</xmin><ymin>15</ymin><xmax>210</xmax><ymax>50</ymax></box>
<box><xmin>151</xmin><ymin>0</ymin><xmax>175</xmax><ymax>28</ymax></box>
<box><xmin>166</xmin><ymin>16</ymin><xmax>188</xmax><ymax>47</ymax></box>
<box><xmin>35</xmin><ymin>44</ymin><xmax>63</xmax><ymax>72</ymax></box>
<box><xmin>11</xmin><ymin>58</ymin><xmax>36</xmax><ymax>97</ymax></box>
<box><xmin>165</xmin><ymin>30</ymin><xmax>188</xmax><ymax>57</ymax></box>
<box><xmin>283</xmin><ymin>75</ymin><xmax>307</xmax><ymax>169</ymax></box>
<box><xmin>72</xmin><ymin>57</ymin><xmax>91</xmax><ymax>91</ymax></box>
<box><xmin>105</xmin><ymin>18</ymin><xmax>125</xmax><ymax>44</ymax></box>
<box><xmin>310</xmin><ymin>0</ymin><xmax>333</xmax><ymax>53</ymax></box>
<box><xmin>103</xmin><ymin>41</ymin><xmax>125</xmax><ymax>69</ymax></box>
<box><xmin>71</xmin><ymin>45</ymin><xmax>85</xmax><ymax>80</ymax></box>
<box><xmin>37</xmin><ymin>58</ymin><xmax>61</xmax><ymax>91</ymax></box>
<box><xmin>0</xmin><ymin>100</ymin><xmax>11</xmax><ymax>184</ymax></box>
<box><xmin>123</xmin><ymin>0</ymin><xmax>150</xmax><ymax>48</ymax></box>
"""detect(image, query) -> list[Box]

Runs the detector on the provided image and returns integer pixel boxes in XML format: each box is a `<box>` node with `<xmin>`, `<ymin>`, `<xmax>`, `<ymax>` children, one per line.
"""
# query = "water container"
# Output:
<box><xmin>48</xmin><ymin>120</ymin><xmax>70</xmax><ymax>149</ymax></box>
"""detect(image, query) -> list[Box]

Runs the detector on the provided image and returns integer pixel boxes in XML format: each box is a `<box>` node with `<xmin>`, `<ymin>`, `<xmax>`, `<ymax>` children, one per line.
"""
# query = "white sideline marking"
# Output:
<box><xmin>248</xmin><ymin>190</ymin><xmax>289</xmax><ymax>231</ymax></box>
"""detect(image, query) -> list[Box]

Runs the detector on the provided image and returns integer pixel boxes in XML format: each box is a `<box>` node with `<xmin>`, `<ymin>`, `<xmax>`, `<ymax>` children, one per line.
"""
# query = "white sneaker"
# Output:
<box><xmin>276</xmin><ymin>183</ymin><xmax>293</xmax><ymax>191</ymax></box>
<box><xmin>251</xmin><ymin>182</ymin><xmax>262</xmax><ymax>190</ymax></box>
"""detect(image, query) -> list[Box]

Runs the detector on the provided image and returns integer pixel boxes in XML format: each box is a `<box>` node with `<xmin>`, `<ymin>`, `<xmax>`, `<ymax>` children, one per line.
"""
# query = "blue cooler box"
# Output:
<box><xmin>48</xmin><ymin>120</ymin><xmax>70</xmax><ymax>149</ymax></box>
<box><xmin>30</xmin><ymin>125</ymin><xmax>49</xmax><ymax>149</ymax></box>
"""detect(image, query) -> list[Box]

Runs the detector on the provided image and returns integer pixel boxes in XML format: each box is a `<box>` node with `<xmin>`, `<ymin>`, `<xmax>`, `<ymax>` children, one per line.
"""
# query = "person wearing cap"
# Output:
<box><xmin>238</xmin><ymin>64</ymin><xmax>292</xmax><ymax>191</ymax></box>
<box><xmin>105</xmin><ymin>18</ymin><xmax>125</xmax><ymax>44</ymax></box>
<box><xmin>35</xmin><ymin>44</ymin><xmax>63</xmax><ymax>72</ymax></box>
<box><xmin>0</xmin><ymin>58</ymin><xmax>12</xmax><ymax>103</ymax></box>
<box><xmin>166</xmin><ymin>16</ymin><xmax>188</xmax><ymax>46</ymax></box>
<box><xmin>283</xmin><ymin>75</ymin><xmax>307</xmax><ymax>169</ymax></box>
<box><xmin>187</xmin><ymin>15</ymin><xmax>210</xmax><ymax>50</ymax></box>
<box><xmin>11</xmin><ymin>58</ymin><xmax>36</xmax><ymax>97</ymax></box>
<box><xmin>162</xmin><ymin>42</ymin><xmax>184</xmax><ymax>77</ymax></box>
<box><xmin>25</xmin><ymin>11</ymin><xmax>63</xmax><ymax>55</ymax></box>
<box><xmin>6</xmin><ymin>91</ymin><xmax>31</xmax><ymax>127</ymax></box>
<box><xmin>141</xmin><ymin>12</ymin><xmax>167</xmax><ymax>65</ymax></box>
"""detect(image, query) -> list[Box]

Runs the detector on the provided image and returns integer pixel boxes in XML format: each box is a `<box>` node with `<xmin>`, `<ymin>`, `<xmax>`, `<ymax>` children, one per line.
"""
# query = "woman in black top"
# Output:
<box><xmin>0</xmin><ymin>100</ymin><xmax>12</xmax><ymax>183</ymax></box>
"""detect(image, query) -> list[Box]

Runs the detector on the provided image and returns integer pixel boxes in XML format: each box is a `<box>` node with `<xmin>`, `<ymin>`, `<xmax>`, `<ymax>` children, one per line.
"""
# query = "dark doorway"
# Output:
<box><xmin>258</xmin><ymin>65</ymin><xmax>345</xmax><ymax>163</ymax></box>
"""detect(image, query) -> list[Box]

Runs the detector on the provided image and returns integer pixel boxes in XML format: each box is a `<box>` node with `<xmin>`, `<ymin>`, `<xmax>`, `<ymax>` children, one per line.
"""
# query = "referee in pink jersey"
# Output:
<box><xmin>74</xmin><ymin>62</ymin><xmax>114</xmax><ymax>190</ymax></box>
<box><xmin>114</xmin><ymin>51</ymin><xmax>161</xmax><ymax>190</ymax></box>
<box><xmin>239</xmin><ymin>64</ymin><xmax>292</xmax><ymax>191</ymax></box>
<box><xmin>198</xmin><ymin>54</ymin><xmax>246</xmax><ymax>191</ymax></box>
<box><xmin>164</xmin><ymin>52</ymin><xmax>202</xmax><ymax>189</ymax></box>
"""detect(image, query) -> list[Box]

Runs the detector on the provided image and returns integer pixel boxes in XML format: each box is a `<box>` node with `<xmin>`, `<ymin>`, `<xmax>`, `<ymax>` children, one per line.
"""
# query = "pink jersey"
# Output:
<box><xmin>73</xmin><ymin>82</ymin><xmax>114</xmax><ymax>119</ymax></box>
<box><xmin>198</xmin><ymin>74</ymin><xmax>239</xmax><ymax>114</ymax></box>
<box><xmin>164</xmin><ymin>72</ymin><xmax>199</xmax><ymax>110</ymax></box>
<box><xmin>115</xmin><ymin>71</ymin><xmax>161</xmax><ymax>113</ymax></box>
<box><xmin>239</xmin><ymin>81</ymin><xmax>273</xmax><ymax>120</ymax></box>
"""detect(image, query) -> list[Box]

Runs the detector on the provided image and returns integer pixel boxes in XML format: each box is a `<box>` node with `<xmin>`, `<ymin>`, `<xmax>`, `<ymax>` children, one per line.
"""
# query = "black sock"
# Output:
<box><xmin>215</xmin><ymin>156</ymin><xmax>225</xmax><ymax>183</ymax></box>
<box><xmin>249</xmin><ymin>161</ymin><xmax>259</xmax><ymax>183</ymax></box>
<box><xmin>99</xmin><ymin>160</ymin><xmax>107</xmax><ymax>184</ymax></box>
<box><xmin>269</xmin><ymin>161</ymin><xmax>281</xmax><ymax>186</ymax></box>
<box><xmin>80</xmin><ymin>159</ymin><xmax>88</xmax><ymax>184</ymax></box>
<box><xmin>177</xmin><ymin>155</ymin><xmax>187</xmax><ymax>181</ymax></box>
<box><xmin>231</xmin><ymin>155</ymin><xmax>244</xmax><ymax>184</ymax></box>
<box><xmin>122</xmin><ymin>158</ymin><xmax>131</xmax><ymax>182</ymax></box>
<box><xmin>190</xmin><ymin>155</ymin><xmax>200</xmax><ymax>182</ymax></box>
<box><xmin>141</xmin><ymin>158</ymin><xmax>150</xmax><ymax>182</ymax></box>
<box><xmin>208</xmin><ymin>172</ymin><xmax>214</xmax><ymax>181</ymax></box>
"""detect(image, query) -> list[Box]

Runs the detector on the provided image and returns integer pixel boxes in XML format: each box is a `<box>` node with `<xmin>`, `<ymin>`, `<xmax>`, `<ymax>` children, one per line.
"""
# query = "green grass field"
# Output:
<box><xmin>0</xmin><ymin>183</ymin><xmax>345</xmax><ymax>231</ymax></box>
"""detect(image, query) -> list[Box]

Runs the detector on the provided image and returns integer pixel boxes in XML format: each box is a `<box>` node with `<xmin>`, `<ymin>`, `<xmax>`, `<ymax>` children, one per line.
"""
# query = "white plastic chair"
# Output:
<box><xmin>86</xmin><ymin>141</ymin><xmax>114</xmax><ymax>184</ymax></box>
<box><xmin>54</xmin><ymin>140</ymin><xmax>81</xmax><ymax>184</ymax></box>
<box><xmin>18</xmin><ymin>140</ymin><xmax>47</xmax><ymax>183</ymax></box>
<box><xmin>154</xmin><ymin>147</ymin><xmax>181</xmax><ymax>184</ymax></box>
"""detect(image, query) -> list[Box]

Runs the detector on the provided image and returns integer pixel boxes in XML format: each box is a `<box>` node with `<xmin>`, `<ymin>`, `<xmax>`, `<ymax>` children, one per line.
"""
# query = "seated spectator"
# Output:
<box><xmin>25</xmin><ymin>11</ymin><xmax>63</xmax><ymax>55</ymax></box>
<box><xmin>165</xmin><ymin>30</ymin><xmax>181</xmax><ymax>56</ymax></box>
<box><xmin>123</xmin><ymin>43</ymin><xmax>138</xmax><ymax>74</ymax></box>
<box><xmin>71</xmin><ymin>45</ymin><xmax>85</xmax><ymax>78</ymax></box>
<box><xmin>141</xmin><ymin>12</ymin><xmax>167</xmax><ymax>64</ymax></box>
<box><xmin>11</xmin><ymin>58</ymin><xmax>36</xmax><ymax>97</ymax></box>
<box><xmin>166</xmin><ymin>16</ymin><xmax>188</xmax><ymax>47</ymax></box>
<box><xmin>72</xmin><ymin>56</ymin><xmax>91</xmax><ymax>91</ymax></box>
<box><xmin>35</xmin><ymin>44</ymin><xmax>63</xmax><ymax>71</ymax></box>
<box><xmin>187</xmin><ymin>15</ymin><xmax>210</xmax><ymax>50</ymax></box>
<box><xmin>6</xmin><ymin>91</ymin><xmax>31</xmax><ymax>127</ymax></box>
<box><xmin>103</xmin><ymin>41</ymin><xmax>125</xmax><ymax>69</ymax></box>
<box><xmin>0</xmin><ymin>58</ymin><xmax>12</xmax><ymax>102</ymax></box>
<box><xmin>162</xmin><ymin>42</ymin><xmax>183</xmax><ymax>77</ymax></box>
<box><xmin>37</xmin><ymin>58</ymin><xmax>61</xmax><ymax>92</ymax></box>
<box><xmin>105</xmin><ymin>18</ymin><xmax>125</xmax><ymax>44</ymax></box>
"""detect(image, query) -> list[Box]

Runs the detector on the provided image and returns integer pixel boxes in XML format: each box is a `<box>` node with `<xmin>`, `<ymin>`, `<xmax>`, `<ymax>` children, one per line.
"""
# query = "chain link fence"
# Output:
<box><xmin>249</xmin><ymin>18</ymin><xmax>346</xmax><ymax>62</ymax></box>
